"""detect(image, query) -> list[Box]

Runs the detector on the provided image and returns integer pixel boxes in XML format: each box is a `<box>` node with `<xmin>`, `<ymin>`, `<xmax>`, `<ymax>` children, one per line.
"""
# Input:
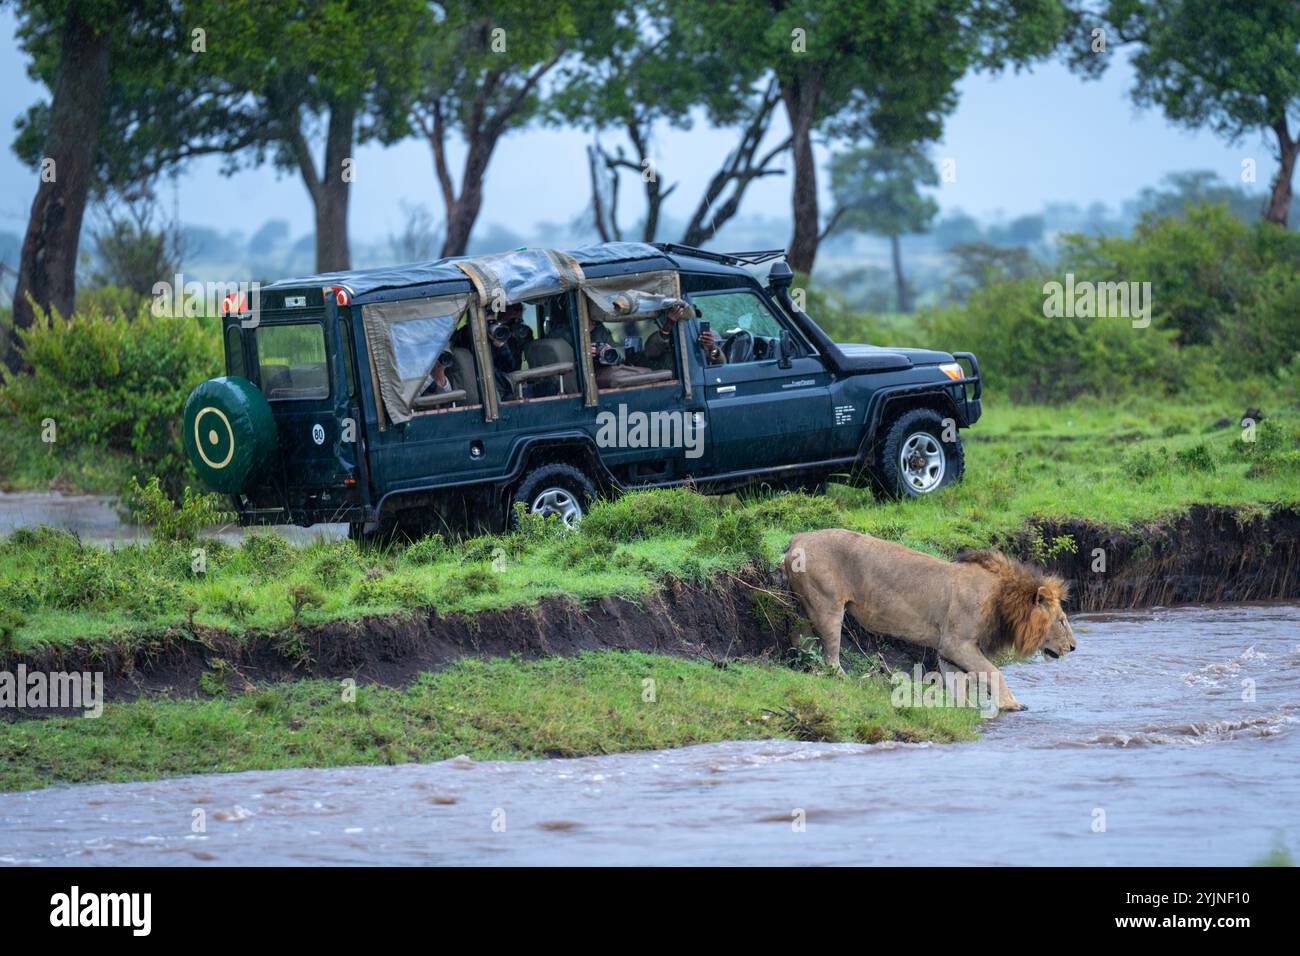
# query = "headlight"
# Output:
<box><xmin>939</xmin><ymin>362</ymin><xmax>964</xmax><ymax>381</ymax></box>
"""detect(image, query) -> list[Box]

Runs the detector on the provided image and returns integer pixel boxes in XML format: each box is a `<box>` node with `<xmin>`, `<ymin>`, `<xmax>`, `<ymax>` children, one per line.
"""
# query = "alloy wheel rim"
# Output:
<box><xmin>899</xmin><ymin>431</ymin><xmax>945</xmax><ymax>493</ymax></box>
<box><xmin>531</xmin><ymin>487</ymin><xmax>583</xmax><ymax>527</ymax></box>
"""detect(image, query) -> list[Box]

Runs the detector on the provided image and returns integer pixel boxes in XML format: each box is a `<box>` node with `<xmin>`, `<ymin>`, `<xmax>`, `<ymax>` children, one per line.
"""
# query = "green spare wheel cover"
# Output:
<box><xmin>183</xmin><ymin>376</ymin><xmax>278</xmax><ymax>493</ymax></box>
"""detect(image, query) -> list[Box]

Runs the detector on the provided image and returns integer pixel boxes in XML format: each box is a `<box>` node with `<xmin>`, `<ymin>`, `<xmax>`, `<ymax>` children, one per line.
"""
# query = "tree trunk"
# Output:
<box><xmin>890</xmin><ymin>234</ymin><xmax>910</xmax><ymax>313</ymax></box>
<box><xmin>1265</xmin><ymin>117</ymin><xmax>1297</xmax><ymax>227</ymax></box>
<box><xmin>440</xmin><ymin>136</ymin><xmax>493</xmax><ymax>258</ymax></box>
<box><xmin>314</xmin><ymin>104</ymin><xmax>354</xmax><ymax>272</ymax></box>
<box><xmin>6</xmin><ymin>2</ymin><xmax>111</xmax><ymax>374</ymax></box>
<box><xmin>780</xmin><ymin>74</ymin><xmax>821</xmax><ymax>275</ymax></box>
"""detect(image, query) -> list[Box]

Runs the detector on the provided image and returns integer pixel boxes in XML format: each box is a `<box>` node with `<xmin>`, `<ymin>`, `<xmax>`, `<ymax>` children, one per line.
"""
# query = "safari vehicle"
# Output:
<box><xmin>183</xmin><ymin>241</ymin><xmax>981</xmax><ymax>534</ymax></box>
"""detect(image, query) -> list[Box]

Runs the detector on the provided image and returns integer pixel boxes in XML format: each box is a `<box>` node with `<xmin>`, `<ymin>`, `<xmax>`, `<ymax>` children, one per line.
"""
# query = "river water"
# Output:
<box><xmin>1</xmin><ymin>603</ymin><xmax>1297</xmax><ymax>866</ymax></box>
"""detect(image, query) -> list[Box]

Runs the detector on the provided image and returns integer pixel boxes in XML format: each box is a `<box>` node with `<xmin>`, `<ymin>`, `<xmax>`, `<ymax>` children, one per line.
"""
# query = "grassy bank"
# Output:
<box><xmin>0</xmin><ymin>650</ymin><xmax>978</xmax><ymax>792</ymax></box>
<box><xmin>1</xmin><ymin>395</ymin><xmax>1297</xmax><ymax>656</ymax></box>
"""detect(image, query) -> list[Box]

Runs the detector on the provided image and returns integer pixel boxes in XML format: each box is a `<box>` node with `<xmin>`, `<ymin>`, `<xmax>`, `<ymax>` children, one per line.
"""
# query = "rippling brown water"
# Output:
<box><xmin>1</xmin><ymin>604</ymin><xmax>1297</xmax><ymax>865</ymax></box>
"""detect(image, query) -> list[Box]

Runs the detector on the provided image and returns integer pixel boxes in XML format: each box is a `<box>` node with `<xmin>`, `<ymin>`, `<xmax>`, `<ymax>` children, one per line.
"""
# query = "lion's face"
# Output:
<box><xmin>1039</xmin><ymin>604</ymin><xmax>1077</xmax><ymax>659</ymax></box>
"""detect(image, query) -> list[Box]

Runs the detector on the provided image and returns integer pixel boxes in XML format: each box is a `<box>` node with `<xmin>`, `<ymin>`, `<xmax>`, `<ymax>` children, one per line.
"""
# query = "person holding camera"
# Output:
<box><xmin>549</xmin><ymin>308</ymin><xmax>660</xmax><ymax>388</ymax></box>
<box><xmin>453</xmin><ymin>302</ymin><xmax>532</xmax><ymax>374</ymax></box>
<box><xmin>643</xmin><ymin>301</ymin><xmax>725</xmax><ymax>371</ymax></box>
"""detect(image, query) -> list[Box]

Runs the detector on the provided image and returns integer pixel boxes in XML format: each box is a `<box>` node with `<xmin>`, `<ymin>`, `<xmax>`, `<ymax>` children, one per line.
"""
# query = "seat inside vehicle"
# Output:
<box><xmin>262</xmin><ymin>363</ymin><xmax>328</xmax><ymax>399</ymax></box>
<box><xmin>523</xmin><ymin>337</ymin><xmax>576</xmax><ymax>395</ymax></box>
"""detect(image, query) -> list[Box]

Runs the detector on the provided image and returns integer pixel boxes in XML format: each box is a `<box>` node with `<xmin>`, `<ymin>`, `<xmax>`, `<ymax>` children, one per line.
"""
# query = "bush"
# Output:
<box><xmin>693</xmin><ymin>510</ymin><xmax>767</xmax><ymax>563</ymax></box>
<box><xmin>124</xmin><ymin>476</ymin><xmax>232</xmax><ymax>542</ymax></box>
<box><xmin>241</xmin><ymin>531</ymin><xmax>292</xmax><ymax>574</ymax></box>
<box><xmin>919</xmin><ymin>275</ymin><xmax>1183</xmax><ymax>403</ymax></box>
<box><xmin>913</xmin><ymin>203</ymin><xmax>1300</xmax><ymax>401</ymax></box>
<box><xmin>401</xmin><ymin>533</ymin><xmax>448</xmax><ymax>565</ymax></box>
<box><xmin>1</xmin><ymin>302</ymin><xmax>221</xmax><ymax>493</ymax></box>
<box><xmin>580</xmin><ymin>488</ymin><xmax>712</xmax><ymax>543</ymax></box>
<box><xmin>741</xmin><ymin>492</ymin><xmax>840</xmax><ymax>532</ymax></box>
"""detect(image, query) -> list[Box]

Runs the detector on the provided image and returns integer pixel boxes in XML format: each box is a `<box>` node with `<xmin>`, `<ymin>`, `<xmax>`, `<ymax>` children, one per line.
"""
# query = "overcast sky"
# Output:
<box><xmin>0</xmin><ymin>8</ymin><xmax>1277</xmax><ymax>246</ymax></box>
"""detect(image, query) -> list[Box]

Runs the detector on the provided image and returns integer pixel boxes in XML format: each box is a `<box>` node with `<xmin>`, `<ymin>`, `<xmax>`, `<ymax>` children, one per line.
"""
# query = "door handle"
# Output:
<box><xmin>716</xmin><ymin>385</ymin><xmax>736</xmax><ymax>394</ymax></box>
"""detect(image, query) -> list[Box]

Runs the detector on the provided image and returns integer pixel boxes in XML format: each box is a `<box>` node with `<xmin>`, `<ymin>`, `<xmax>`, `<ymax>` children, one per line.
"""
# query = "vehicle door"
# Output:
<box><xmin>690</xmin><ymin>288</ymin><xmax>835</xmax><ymax>472</ymax></box>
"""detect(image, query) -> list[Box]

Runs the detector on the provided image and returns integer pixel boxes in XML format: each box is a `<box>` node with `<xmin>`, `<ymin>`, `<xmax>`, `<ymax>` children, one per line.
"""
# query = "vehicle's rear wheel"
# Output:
<box><xmin>873</xmin><ymin>407</ymin><xmax>964</xmax><ymax>499</ymax></box>
<box><xmin>509</xmin><ymin>462</ymin><xmax>598</xmax><ymax>529</ymax></box>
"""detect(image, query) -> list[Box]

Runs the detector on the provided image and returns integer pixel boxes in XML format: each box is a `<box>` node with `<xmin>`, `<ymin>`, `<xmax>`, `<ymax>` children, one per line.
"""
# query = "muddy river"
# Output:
<box><xmin>1</xmin><ymin>603</ymin><xmax>1297</xmax><ymax>865</ymax></box>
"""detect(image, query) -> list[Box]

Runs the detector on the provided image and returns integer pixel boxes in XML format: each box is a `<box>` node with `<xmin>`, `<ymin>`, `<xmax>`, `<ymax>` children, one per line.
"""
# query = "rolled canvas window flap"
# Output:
<box><xmin>362</xmin><ymin>294</ymin><xmax>470</xmax><ymax>424</ymax></box>
<box><xmin>457</xmin><ymin>248</ymin><xmax>585</xmax><ymax>306</ymax></box>
<box><xmin>582</xmin><ymin>270</ymin><xmax>681</xmax><ymax>321</ymax></box>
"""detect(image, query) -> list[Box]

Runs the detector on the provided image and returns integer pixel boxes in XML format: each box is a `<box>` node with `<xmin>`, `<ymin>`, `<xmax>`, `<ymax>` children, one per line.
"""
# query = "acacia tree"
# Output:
<box><xmin>1099</xmin><ymin>0</ymin><xmax>1300</xmax><ymax>226</ymax></box>
<box><xmin>827</xmin><ymin>146</ymin><xmax>939</xmax><ymax>312</ymax></box>
<box><xmin>410</xmin><ymin>1</ymin><xmax>578</xmax><ymax>257</ymax></box>
<box><xmin>201</xmin><ymin>0</ymin><xmax>427</xmax><ymax>272</ymax></box>
<box><xmin>671</xmin><ymin>0</ymin><xmax>1066</xmax><ymax>273</ymax></box>
<box><xmin>553</xmin><ymin>0</ymin><xmax>789</xmax><ymax>246</ymax></box>
<box><xmin>5</xmin><ymin>0</ymin><xmax>260</xmax><ymax>372</ymax></box>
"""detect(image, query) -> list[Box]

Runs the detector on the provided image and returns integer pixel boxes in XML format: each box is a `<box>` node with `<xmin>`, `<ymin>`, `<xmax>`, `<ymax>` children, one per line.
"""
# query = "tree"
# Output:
<box><xmin>554</xmin><ymin>0</ymin><xmax>789</xmax><ymax>246</ymax></box>
<box><xmin>197</xmin><ymin>0</ymin><xmax>428</xmax><ymax>272</ymax></box>
<box><xmin>410</xmin><ymin>1</ymin><xmax>577</xmax><ymax>257</ymax></box>
<box><xmin>1100</xmin><ymin>0</ymin><xmax>1300</xmax><ymax>226</ymax></box>
<box><xmin>5</xmin><ymin>0</ymin><xmax>257</xmax><ymax>372</ymax></box>
<box><xmin>671</xmin><ymin>0</ymin><xmax>1067</xmax><ymax>273</ymax></box>
<box><xmin>827</xmin><ymin>145</ymin><xmax>938</xmax><ymax>312</ymax></box>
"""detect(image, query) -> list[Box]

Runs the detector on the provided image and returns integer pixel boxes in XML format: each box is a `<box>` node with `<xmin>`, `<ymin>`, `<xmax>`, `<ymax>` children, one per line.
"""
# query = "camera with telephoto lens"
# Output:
<box><xmin>490</xmin><ymin>320</ymin><xmax>529</xmax><ymax>347</ymax></box>
<box><xmin>437</xmin><ymin>350</ymin><xmax>455</xmax><ymax>371</ymax></box>
<box><xmin>595</xmin><ymin>343</ymin><xmax>621</xmax><ymax>367</ymax></box>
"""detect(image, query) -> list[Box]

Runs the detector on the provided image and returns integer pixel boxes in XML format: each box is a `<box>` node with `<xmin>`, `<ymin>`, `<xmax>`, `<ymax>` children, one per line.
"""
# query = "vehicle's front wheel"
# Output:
<box><xmin>874</xmin><ymin>407</ymin><xmax>964</xmax><ymax>499</ymax></box>
<box><xmin>509</xmin><ymin>462</ymin><xmax>598</xmax><ymax>529</ymax></box>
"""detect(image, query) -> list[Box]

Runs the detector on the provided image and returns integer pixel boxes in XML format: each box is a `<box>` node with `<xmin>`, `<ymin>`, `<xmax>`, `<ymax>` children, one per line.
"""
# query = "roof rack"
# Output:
<box><xmin>651</xmin><ymin>243</ymin><xmax>786</xmax><ymax>267</ymax></box>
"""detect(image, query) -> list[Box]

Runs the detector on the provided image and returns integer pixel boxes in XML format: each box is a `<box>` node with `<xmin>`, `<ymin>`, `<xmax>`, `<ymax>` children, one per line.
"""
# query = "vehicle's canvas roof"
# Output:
<box><xmin>264</xmin><ymin>241</ymin><xmax>680</xmax><ymax>304</ymax></box>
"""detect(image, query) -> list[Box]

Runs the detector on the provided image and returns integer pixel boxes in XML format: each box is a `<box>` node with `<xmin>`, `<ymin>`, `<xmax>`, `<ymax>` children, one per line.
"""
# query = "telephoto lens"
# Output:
<box><xmin>596</xmin><ymin>344</ymin><xmax>620</xmax><ymax>366</ymax></box>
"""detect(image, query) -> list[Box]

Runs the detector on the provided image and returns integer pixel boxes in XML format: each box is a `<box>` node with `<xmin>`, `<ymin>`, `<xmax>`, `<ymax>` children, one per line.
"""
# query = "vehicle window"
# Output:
<box><xmin>224</xmin><ymin>326</ymin><xmax>245</xmax><ymax>378</ymax></box>
<box><xmin>693</xmin><ymin>290</ymin><xmax>787</xmax><ymax>365</ymax></box>
<box><xmin>257</xmin><ymin>323</ymin><xmax>329</xmax><ymax>400</ymax></box>
<box><xmin>505</xmin><ymin>296</ymin><xmax>581</xmax><ymax>400</ymax></box>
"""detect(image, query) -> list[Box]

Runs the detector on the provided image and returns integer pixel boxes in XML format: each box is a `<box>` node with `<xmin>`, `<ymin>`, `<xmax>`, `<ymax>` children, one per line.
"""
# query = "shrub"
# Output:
<box><xmin>1174</xmin><ymin>442</ymin><xmax>1217</xmax><ymax>473</ymax></box>
<box><xmin>437</xmin><ymin>563</ymin><xmax>501</xmax><ymax>607</ymax></box>
<box><xmin>919</xmin><ymin>274</ymin><xmax>1183</xmax><ymax>403</ymax></box>
<box><xmin>352</xmin><ymin>571</ymin><xmax>427</xmax><ymax>609</ymax></box>
<box><xmin>1121</xmin><ymin>445</ymin><xmax>1171</xmax><ymax>481</ymax></box>
<box><xmin>741</xmin><ymin>492</ymin><xmax>840</xmax><ymax>532</ymax></box>
<box><xmin>241</xmin><ymin>531</ymin><xmax>293</xmax><ymax>574</ymax></box>
<box><xmin>309</xmin><ymin>539</ymin><xmax>361</xmax><ymax>587</ymax></box>
<box><xmin>1</xmin><ymin>302</ymin><xmax>221</xmax><ymax>493</ymax></box>
<box><xmin>124</xmin><ymin>476</ymin><xmax>232</xmax><ymax>542</ymax></box>
<box><xmin>580</xmin><ymin>488</ymin><xmax>712</xmax><ymax>543</ymax></box>
<box><xmin>401</xmin><ymin>533</ymin><xmax>448</xmax><ymax>565</ymax></box>
<box><xmin>693</xmin><ymin>510</ymin><xmax>766</xmax><ymax>563</ymax></box>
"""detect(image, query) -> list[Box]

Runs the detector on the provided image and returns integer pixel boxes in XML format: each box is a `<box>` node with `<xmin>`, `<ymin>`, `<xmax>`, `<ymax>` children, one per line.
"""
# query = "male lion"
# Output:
<box><xmin>782</xmin><ymin>529</ymin><xmax>1076</xmax><ymax>711</ymax></box>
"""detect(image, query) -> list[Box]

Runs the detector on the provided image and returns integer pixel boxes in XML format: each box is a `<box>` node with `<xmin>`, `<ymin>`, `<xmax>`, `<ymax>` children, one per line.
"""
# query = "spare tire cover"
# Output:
<box><xmin>183</xmin><ymin>376</ymin><xmax>278</xmax><ymax>493</ymax></box>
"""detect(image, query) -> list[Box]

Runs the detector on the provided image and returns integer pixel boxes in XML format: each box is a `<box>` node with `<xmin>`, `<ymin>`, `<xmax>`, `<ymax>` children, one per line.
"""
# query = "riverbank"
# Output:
<box><xmin>1</xmin><ymin>396</ymin><xmax>1297</xmax><ymax>791</ymax></box>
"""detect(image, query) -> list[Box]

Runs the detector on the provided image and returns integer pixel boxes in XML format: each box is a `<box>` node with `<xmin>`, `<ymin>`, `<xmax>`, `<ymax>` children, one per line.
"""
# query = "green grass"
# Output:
<box><xmin>0</xmin><ymin>649</ymin><xmax>980</xmax><ymax>792</ymax></box>
<box><xmin>0</xmin><ymin>410</ymin><xmax>138</xmax><ymax>494</ymax></box>
<box><xmin>0</xmin><ymin>395</ymin><xmax>1296</xmax><ymax>656</ymax></box>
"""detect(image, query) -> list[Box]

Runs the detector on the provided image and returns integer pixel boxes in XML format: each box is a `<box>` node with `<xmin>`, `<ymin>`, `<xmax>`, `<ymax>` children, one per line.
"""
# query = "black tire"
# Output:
<box><xmin>509</xmin><ymin>462</ymin><xmax>598</xmax><ymax>529</ymax></box>
<box><xmin>873</xmin><ymin>407</ymin><xmax>964</xmax><ymax>499</ymax></box>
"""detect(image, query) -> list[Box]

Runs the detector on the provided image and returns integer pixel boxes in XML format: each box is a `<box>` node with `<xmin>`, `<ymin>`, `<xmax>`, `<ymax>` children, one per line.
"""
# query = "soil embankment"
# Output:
<box><xmin>6</xmin><ymin>504</ymin><xmax>1298</xmax><ymax>711</ymax></box>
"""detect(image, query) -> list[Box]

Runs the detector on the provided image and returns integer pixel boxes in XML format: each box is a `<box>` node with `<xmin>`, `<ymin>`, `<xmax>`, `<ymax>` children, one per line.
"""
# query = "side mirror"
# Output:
<box><xmin>778</xmin><ymin>329</ymin><xmax>794</xmax><ymax>369</ymax></box>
